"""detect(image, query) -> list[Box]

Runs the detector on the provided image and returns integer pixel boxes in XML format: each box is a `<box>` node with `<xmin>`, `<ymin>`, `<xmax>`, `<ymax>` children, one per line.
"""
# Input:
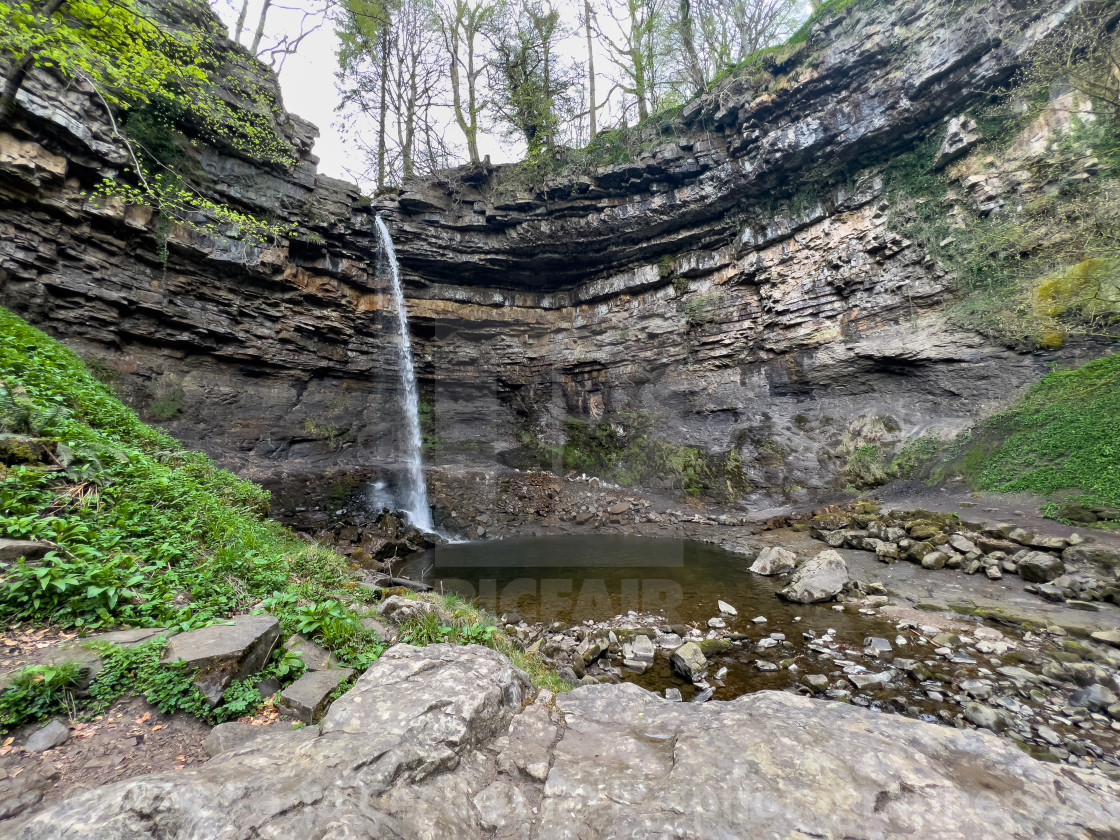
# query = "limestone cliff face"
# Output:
<box><xmin>0</xmin><ymin>0</ymin><xmax>1102</xmax><ymax>508</ymax></box>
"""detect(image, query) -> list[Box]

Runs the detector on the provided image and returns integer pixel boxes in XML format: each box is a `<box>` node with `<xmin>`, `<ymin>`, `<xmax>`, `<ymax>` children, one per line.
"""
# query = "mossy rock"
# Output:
<box><xmin>697</xmin><ymin>639</ymin><xmax>732</xmax><ymax>656</ymax></box>
<box><xmin>1033</xmin><ymin>258</ymin><xmax>1120</xmax><ymax>322</ymax></box>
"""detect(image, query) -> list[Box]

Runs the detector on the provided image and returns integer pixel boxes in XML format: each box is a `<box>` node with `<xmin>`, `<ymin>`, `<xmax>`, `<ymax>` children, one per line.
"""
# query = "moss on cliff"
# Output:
<box><xmin>520</xmin><ymin>413</ymin><xmax>750</xmax><ymax>502</ymax></box>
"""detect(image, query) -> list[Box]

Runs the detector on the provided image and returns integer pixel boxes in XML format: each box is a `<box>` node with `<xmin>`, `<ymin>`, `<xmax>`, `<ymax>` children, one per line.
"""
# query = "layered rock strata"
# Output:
<box><xmin>0</xmin><ymin>0</ymin><xmax>1105</xmax><ymax>506</ymax></box>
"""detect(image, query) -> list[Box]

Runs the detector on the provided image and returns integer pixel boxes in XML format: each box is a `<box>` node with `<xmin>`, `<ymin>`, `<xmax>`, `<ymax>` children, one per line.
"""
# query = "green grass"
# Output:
<box><xmin>971</xmin><ymin>354</ymin><xmax>1120</xmax><ymax>516</ymax></box>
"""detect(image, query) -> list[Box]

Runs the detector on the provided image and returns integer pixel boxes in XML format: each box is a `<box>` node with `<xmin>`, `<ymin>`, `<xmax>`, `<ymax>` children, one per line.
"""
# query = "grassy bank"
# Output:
<box><xmin>0</xmin><ymin>308</ymin><xmax>561</xmax><ymax>731</ymax></box>
<box><xmin>938</xmin><ymin>354</ymin><xmax>1120</xmax><ymax>522</ymax></box>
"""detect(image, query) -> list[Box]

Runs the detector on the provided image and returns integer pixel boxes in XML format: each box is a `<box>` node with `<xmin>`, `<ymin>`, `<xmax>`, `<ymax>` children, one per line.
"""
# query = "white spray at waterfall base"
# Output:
<box><xmin>375</xmin><ymin>216</ymin><xmax>433</xmax><ymax>532</ymax></box>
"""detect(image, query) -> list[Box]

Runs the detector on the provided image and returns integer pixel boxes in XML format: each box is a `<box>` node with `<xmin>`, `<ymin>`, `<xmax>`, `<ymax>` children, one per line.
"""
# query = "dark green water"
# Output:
<box><xmin>398</xmin><ymin>536</ymin><xmax>915</xmax><ymax>702</ymax></box>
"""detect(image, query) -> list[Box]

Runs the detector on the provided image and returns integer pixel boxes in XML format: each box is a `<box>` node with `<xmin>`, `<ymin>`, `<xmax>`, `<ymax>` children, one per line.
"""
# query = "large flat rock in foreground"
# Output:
<box><xmin>6</xmin><ymin>646</ymin><xmax>1118</xmax><ymax>839</ymax></box>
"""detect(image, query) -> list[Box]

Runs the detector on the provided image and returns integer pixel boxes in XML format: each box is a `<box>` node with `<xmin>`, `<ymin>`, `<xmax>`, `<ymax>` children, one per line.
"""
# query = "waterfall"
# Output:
<box><xmin>374</xmin><ymin>216</ymin><xmax>432</xmax><ymax>532</ymax></box>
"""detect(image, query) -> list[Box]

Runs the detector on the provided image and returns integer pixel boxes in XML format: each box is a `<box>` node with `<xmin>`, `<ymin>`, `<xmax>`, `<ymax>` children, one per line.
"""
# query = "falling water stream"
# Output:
<box><xmin>375</xmin><ymin>216</ymin><xmax>432</xmax><ymax>532</ymax></box>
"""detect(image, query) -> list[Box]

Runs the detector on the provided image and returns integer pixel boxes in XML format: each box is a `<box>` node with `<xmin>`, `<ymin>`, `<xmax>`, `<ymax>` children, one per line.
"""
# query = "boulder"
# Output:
<box><xmin>162</xmin><ymin>615</ymin><xmax>281</xmax><ymax>705</ymax></box>
<box><xmin>24</xmin><ymin>719</ymin><xmax>69</xmax><ymax>752</ymax></box>
<box><xmin>1064</xmin><ymin>544</ymin><xmax>1120</xmax><ymax>570</ymax></box>
<box><xmin>934</xmin><ymin>115</ymin><xmax>982</xmax><ymax>167</ymax></box>
<box><xmin>1090</xmin><ymin>630</ymin><xmax>1120</xmax><ymax>649</ymax></box>
<box><xmin>779</xmin><ymin>550</ymin><xmax>848</xmax><ymax>604</ymax></box>
<box><xmin>377</xmin><ymin>595</ymin><xmax>440</xmax><ymax>624</ymax></box>
<box><xmin>536</xmin><ymin>687</ymin><xmax>1119</xmax><ymax>839</ymax></box>
<box><xmin>279</xmin><ymin>668</ymin><xmax>355</xmax><ymax>723</ymax></box>
<box><xmin>8</xmin><ymin>651</ymin><xmax>1120</xmax><ymax>840</ymax></box>
<box><xmin>670</xmin><ymin>641</ymin><xmax>708</xmax><ymax>682</ymax></box>
<box><xmin>1017</xmin><ymin>552</ymin><xmax>1065</xmax><ymax>583</ymax></box>
<box><xmin>0</xmin><ymin>538</ymin><xmax>54</xmax><ymax>568</ymax></box>
<box><xmin>749</xmin><ymin>546</ymin><xmax>797</xmax><ymax>576</ymax></box>
<box><xmin>963</xmin><ymin>702</ymin><xmax>1009</xmax><ymax>733</ymax></box>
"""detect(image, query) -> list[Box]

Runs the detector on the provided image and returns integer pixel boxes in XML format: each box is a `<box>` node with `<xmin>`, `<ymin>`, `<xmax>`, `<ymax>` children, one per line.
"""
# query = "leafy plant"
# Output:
<box><xmin>0</xmin><ymin>662</ymin><xmax>82</xmax><ymax>733</ymax></box>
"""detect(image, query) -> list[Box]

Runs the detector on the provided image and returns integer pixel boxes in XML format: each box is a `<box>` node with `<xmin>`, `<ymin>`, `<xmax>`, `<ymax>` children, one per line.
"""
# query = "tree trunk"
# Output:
<box><xmin>585</xmin><ymin>0</ymin><xmax>596</xmax><ymax>141</ymax></box>
<box><xmin>377</xmin><ymin>28</ymin><xmax>389</xmax><ymax>191</ymax></box>
<box><xmin>250</xmin><ymin>0</ymin><xmax>273</xmax><ymax>54</ymax></box>
<box><xmin>678</xmin><ymin>0</ymin><xmax>704</xmax><ymax>91</ymax></box>
<box><xmin>234</xmin><ymin>0</ymin><xmax>250</xmax><ymax>42</ymax></box>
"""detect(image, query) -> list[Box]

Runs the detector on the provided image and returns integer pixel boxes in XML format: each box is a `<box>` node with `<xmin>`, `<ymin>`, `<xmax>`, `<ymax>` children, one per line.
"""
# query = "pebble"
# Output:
<box><xmin>717</xmin><ymin>600</ymin><xmax>738</xmax><ymax>616</ymax></box>
<box><xmin>751</xmin><ymin>616</ymin><xmax>767</xmax><ymax>624</ymax></box>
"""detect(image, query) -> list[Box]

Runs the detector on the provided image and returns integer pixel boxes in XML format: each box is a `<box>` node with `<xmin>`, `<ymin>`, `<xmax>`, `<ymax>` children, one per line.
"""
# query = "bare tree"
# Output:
<box><xmin>594</xmin><ymin>0</ymin><xmax>669</xmax><ymax>122</ymax></box>
<box><xmin>432</xmin><ymin>0</ymin><xmax>496</xmax><ymax>163</ymax></box>
<box><xmin>338</xmin><ymin>0</ymin><xmax>452</xmax><ymax>186</ymax></box>
<box><xmin>1025</xmin><ymin>2</ymin><xmax>1120</xmax><ymax>121</ymax></box>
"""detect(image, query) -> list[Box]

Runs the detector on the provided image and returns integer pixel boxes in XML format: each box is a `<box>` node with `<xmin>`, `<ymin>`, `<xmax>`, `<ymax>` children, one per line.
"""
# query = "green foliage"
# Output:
<box><xmin>966</xmin><ymin>355</ymin><xmax>1120</xmax><ymax>517</ymax></box>
<box><xmin>0</xmin><ymin>308</ymin><xmax>364</xmax><ymax>636</ymax></box>
<box><xmin>531</xmin><ymin>413</ymin><xmax>748</xmax><ymax>501</ymax></box>
<box><xmin>417</xmin><ymin>399</ymin><xmax>442</xmax><ymax>453</ymax></box>
<box><xmin>682</xmin><ymin>291</ymin><xmax>727</xmax><ymax>328</ymax></box>
<box><xmin>90</xmin><ymin>174</ymin><xmax>293</xmax><ymax>248</ymax></box>
<box><xmin>0</xmin><ymin>662</ymin><xmax>81</xmax><ymax>733</ymax></box>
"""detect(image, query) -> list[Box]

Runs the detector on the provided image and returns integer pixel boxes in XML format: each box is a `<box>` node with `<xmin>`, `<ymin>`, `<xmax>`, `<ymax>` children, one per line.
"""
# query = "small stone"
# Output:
<box><xmin>803</xmin><ymin>674</ymin><xmax>829</xmax><ymax>692</ymax></box>
<box><xmin>692</xmin><ymin>687</ymin><xmax>715</xmax><ymax>703</ymax></box>
<box><xmin>751</xmin><ymin>616</ymin><xmax>768</xmax><ymax>624</ymax></box>
<box><xmin>1070</xmin><ymin>684</ymin><xmax>1117</xmax><ymax>711</ymax></box>
<box><xmin>1037</xmin><ymin>725</ymin><xmax>1062</xmax><ymax>746</ymax></box>
<box><xmin>631</xmin><ymin>634</ymin><xmax>655</xmax><ymax>662</ymax></box>
<box><xmin>921</xmin><ymin>551</ymin><xmax>948</xmax><ymax>570</ymax></box>
<box><xmin>664</xmin><ymin>688</ymin><xmax>682</xmax><ymax>701</ymax></box>
<box><xmin>717</xmin><ymin>600</ymin><xmax>738</xmax><ymax>616</ymax></box>
<box><xmin>986</xmin><ymin>565</ymin><xmax>1003</xmax><ymax>580</ymax></box>
<box><xmin>959</xmin><ymin>679</ymin><xmax>993</xmax><ymax>699</ymax></box>
<box><xmin>707</xmin><ymin>617</ymin><xmax>727</xmax><ymax>629</ymax></box>
<box><xmin>24</xmin><ymin>719</ymin><xmax>69</xmax><ymax>752</ymax></box>
<box><xmin>864</xmin><ymin>637</ymin><xmax>892</xmax><ymax>656</ymax></box>
<box><xmin>964</xmin><ymin>702</ymin><xmax>1009</xmax><ymax>733</ymax></box>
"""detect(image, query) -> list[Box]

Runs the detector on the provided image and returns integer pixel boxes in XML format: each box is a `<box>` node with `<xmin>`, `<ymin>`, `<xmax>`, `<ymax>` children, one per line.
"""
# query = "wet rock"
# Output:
<box><xmin>162</xmin><ymin>615</ymin><xmax>281</xmax><ymax>705</ymax></box>
<box><xmin>692</xmin><ymin>687</ymin><xmax>715</xmax><ymax>703</ymax></box>
<box><xmin>24</xmin><ymin>719</ymin><xmax>69</xmax><ymax>752</ymax></box>
<box><xmin>803</xmin><ymin>674</ymin><xmax>829</xmax><ymax>692</ymax></box>
<box><xmin>280</xmin><ymin>667</ymin><xmax>355</xmax><ymax>723</ymax></box>
<box><xmin>848</xmin><ymin>673</ymin><xmax>891</xmax><ymax>691</ymax></box>
<box><xmin>779</xmin><ymin>550</ymin><xmax>848</xmax><ymax>604</ymax></box>
<box><xmin>1018</xmin><ymin>552</ymin><xmax>1065</xmax><ymax>583</ymax></box>
<box><xmin>671</xmin><ymin>642</ymin><xmax>708</xmax><ymax>682</ymax></box>
<box><xmin>697</xmin><ymin>639</ymin><xmax>732</xmax><ymax>656</ymax></box>
<box><xmin>864</xmin><ymin>637</ymin><xmax>892</xmax><ymax>657</ymax></box>
<box><xmin>717</xmin><ymin>600</ymin><xmax>737</xmax><ymax>616</ymax></box>
<box><xmin>749</xmin><ymin>546</ymin><xmax>797</xmax><ymax>576</ymax></box>
<box><xmin>665</xmin><ymin>688</ymin><xmax>683</xmax><ymax>701</ymax></box>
